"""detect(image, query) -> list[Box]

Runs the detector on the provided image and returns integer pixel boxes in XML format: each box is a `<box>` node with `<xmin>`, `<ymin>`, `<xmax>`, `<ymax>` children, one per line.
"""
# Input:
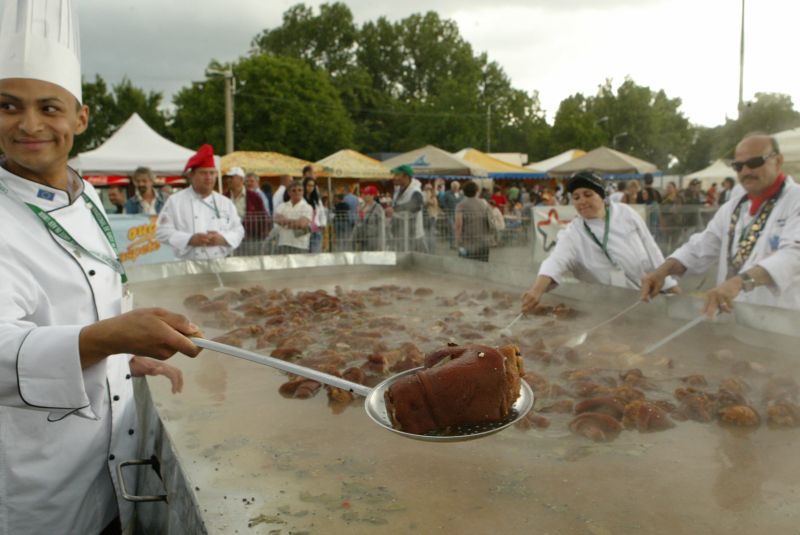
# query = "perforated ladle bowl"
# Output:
<box><xmin>191</xmin><ymin>338</ymin><xmax>534</xmax><ymax>443</ymax></box>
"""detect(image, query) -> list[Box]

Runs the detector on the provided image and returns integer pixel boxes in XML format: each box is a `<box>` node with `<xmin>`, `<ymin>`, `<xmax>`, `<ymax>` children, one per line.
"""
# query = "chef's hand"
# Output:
<box><xmin>703</xmin><ymin>277</ymin><xmax>742</xmax><ymax>317</ymax></box>
<box><xmin>80</xmin><ymin>308</ymin><xmax>202</xmax><ymax>369</ymax></box>
<box><xmin>521</xmin><ymin>289</ymin><xmax>543</xmax><ymax>314</ymax></box>
<box><xmin>206</xmin><ymin>231</ymin><xmax>228</xmax><ymax>246</ymax></box>
<box><xmin>188</xmin><ymin>233</ymin><xmax>211</xmax><ymax>246</ymax></box>
<box><xmin>640</xmin><ymin>270</ymin><xmax>668</xmax><ymax>301</ymax></box>
<box><xmin>129</xmin><ymin>356</ymin><xmax>184</xmax><ymax>394</ymax></box>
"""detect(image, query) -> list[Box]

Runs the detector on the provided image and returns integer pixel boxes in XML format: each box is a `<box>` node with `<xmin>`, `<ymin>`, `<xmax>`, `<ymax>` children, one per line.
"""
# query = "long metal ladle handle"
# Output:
<box><xmin>191</xmin><ymin>338</ymin><xmax>373</xmax><ymax>397</ymax></box>
<box><xmin>641</xmin><ymin>314</ymin><xmax>706</xmax><ymax>356</ymax></box>
<box><xmin>585</xmin><ymin>299</ymin><xmax>643</xmax><ymax>335</ymax></box>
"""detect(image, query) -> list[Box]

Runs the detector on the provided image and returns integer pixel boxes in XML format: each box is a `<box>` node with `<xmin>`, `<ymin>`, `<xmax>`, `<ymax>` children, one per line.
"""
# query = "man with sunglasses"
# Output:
<box><xmin>642</xmin><ymin>133</ymin><xmax>800</xmax><ymax>314</ymax></box>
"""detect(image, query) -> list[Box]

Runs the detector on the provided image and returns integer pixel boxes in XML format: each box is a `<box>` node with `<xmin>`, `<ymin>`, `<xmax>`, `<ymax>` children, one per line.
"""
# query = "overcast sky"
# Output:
<box><xmin>63</xmin><ymin>0</ymin><xmax>800</xmax><ymax>127</ymax></box>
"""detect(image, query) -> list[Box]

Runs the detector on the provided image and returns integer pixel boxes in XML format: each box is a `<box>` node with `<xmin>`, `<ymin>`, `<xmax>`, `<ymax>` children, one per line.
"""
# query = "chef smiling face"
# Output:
<box><xmin>0</xmin><ymin>78</ymin><xmax>88</xmax><ymax>187</ymax></box>
<box><xmin>571</xmin><ymin>188</ymin><xmax>605</xmax><ymax>220</ymax></box>
<box><xmin>189</xmin><ymin>167</ymin><xmax>218</xmax><ymax>197</ymax></box>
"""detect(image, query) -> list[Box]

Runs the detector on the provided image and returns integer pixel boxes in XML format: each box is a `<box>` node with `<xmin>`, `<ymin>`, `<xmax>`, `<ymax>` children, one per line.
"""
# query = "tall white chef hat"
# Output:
<box><xmin>0</xmin><ymin>0</ymin><xmax>82</xmax><ymax>103</ymax></box>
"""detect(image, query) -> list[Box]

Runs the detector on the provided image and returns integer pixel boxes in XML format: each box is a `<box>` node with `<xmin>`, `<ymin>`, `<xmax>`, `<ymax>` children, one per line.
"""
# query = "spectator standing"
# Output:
<box><xmin>422</xmin><ymin>182</ymin><xmax>441</xmax><ymax>252</ymax></box>
<box><xmin>352</xmin><ymin>185</ymin><xmax>386</xmax><ymax>251</ymax></box>
<box><xmin>442</xmin><ymin>180</ymin><xmax>463</xmax><ymax>247</ymax></box>
<box><xmin>225</xmin><ymin>168</ymin><xmax>268</xmax><ymax>255</ymax></box>
<box><xmin>273</xmin><ymin>174</ymin><xmax>292</xmax><ymax>214</ymax></box>
<box><xmin>245</xmin><ymin>172</ymin><xmax>270</xmax><ymax>217</ymax></box>
<box><xmin>274</xmin><ymin>181</ymin><xmax>312</xmax><ymax>254</ymax></box>
<box><xmin>157</xmin><ymin>144</ymin><xmax>244</xmax><ymax>260</ymax></box>
<box><xmin>507</xmin><ymin>182</ymin><xmax>520</xmax><ymax>204</ymax></box>
<box><xmin>706</xmin><ymin>183</ymin><xmax>718</xmax><ymax>205</ymax></box>
<box><xmin>681</xmin><ymin>178</ymin><xmax>705</xmax><ymax>204</ymax></box>
<box><xmin>455</xmin><ymin>181</ymin><xmax>493</xmax><ymax>262</ymax></box>
<box><xmin>660</xmin><ymin>181</ymin><xmax>684</xmax><ymax>250</ymax></box>
<box><xmin>303</xmin><ymin>176</ymin><xmax>327</xmax><ymax>253</ymax></box>
<box><xmin>491</xmin><ymin>186</ymin><xmax>509</xmax><ymax>213</ymax></box>
<box><xmin>107</xmin><ymin>186</ymin><xmax>126</xmax><ymax>213</ymax></box>
<box><xmin>718</xmin><ymin>177</ymin><xmax>736</xmax><ymax>205</ymax></box>
<box><xmin>125</xmin><ymin>166</ymin><xmax>164</xmax><ymax>215</ymax></box>
<box><xmin>636</xmin><ymin>173</ymin><xmax>662</xmax><ymax>204</ymax></box>
<box><xmin>623</xmin><ymin>180</ymin><xmax>641</xmax><ymax>204</ymax></box>
<box><xmin>608</xmin><ymin>182</ymin><xmax>626</xmax><ymax>203</ymax></box>
<box><xmin>386</xmin><ymin>165</ymin><xmax>426</xmax><ymax>251</ymax></box>
<box><xmin>333</xmin><ymin>193</ymin><xmax>352</xmax><ymax>251</ymax></box>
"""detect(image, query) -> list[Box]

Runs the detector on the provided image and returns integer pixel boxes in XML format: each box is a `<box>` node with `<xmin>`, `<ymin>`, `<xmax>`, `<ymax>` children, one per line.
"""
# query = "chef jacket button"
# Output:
<box><xmin>109</xmin><ymin>454</ymin><xmax>115</xmax><ymax>461</ymax></box>
<box><xmin>113</xmin><ymin>395</ymin><xmax>120</xmax><ymax>401</ymax></box>
<box><xmin>88</xmin><ymin>269</ymin><xmax>96</xmax><ymax>276</ymax></box>
<box><xmin>128</xmin><ymin>429</ymin><xmax>135</xmax><ymax>436</ymax></box>
<box><xmin>126</xmin><ymin>374</ymin><xmax>131</xmax><ymax>380</ymax></box>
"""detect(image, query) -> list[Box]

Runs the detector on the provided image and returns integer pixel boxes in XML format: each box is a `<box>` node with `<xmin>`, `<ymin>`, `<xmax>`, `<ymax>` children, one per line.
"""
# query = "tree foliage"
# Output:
<box><xmin>170</xmin><ymin>55</ymin><xmax>354</xmax><ymax>161</ymax></box>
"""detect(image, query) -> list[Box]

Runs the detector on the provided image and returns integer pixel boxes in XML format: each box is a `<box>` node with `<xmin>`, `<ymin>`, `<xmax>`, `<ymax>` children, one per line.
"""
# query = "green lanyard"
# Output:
<box><xmin>0</xmin><ymin>179</ymin><xmax>128</xmax><ymax>284</ymax></box>
<box><xmin>583</xmin><ymin>205</ymin><xmax>615</xmax><ymax>266</ymax></box>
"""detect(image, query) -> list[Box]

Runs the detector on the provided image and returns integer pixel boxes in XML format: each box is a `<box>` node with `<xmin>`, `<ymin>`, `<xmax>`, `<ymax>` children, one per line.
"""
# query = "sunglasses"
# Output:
<box><xmin>731</xmin><ymin>151</ymin><xmax>776</xmax><ymax>172</ymax></box>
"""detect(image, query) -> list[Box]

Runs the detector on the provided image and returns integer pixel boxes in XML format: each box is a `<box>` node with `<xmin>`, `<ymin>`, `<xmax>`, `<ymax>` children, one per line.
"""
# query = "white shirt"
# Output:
<box><xmin>276</xmin><ymin>198</ymin><xmax>313</xmax><ymax>250</ymax></box>
<box><xmin>670</xmin><ymin>177</ymin><xmax>800</xmax><ymax>310</ymax></box>
<box><xmin>230</xmin><ymin>189</ymin><xmax>247</xmax><ymax>218</ymax></box>
<box><xmin>156</xmin><ymin>187</ymin><xmax>244</xmax><ymax>260</ymax></box>
<box><xmin>609</xmin><ymin>191</ymin><xmax>625</xmax><ymax>203</ymax></box>
<box><xmin>0</xmin><ymin>166</ymin><xmax>138</xmax><ymax>534</ymax></box>
<box><xmin>273</xmin><ymin>185</ymin><xmax>287</xmax><ymax>213</ymax></box>
<box><xmin>539</xmin><ymin>202</ymin><xmax>677</xmax><ymax>291</ymax></box>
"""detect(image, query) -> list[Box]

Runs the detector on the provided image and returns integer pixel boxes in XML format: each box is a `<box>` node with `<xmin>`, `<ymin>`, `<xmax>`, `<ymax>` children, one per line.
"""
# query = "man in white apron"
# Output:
<box><xmin>156</xmin><ymin>144</ymin><xmax>244</xmax><ymax>260</ymax></box>
<box><xmin>642</xmin><ymin>133</ymin><xmax>800</xmax><ymax>314</ymax></box>
<box><xmin>386</xmin><ymin>164</ymin><xmax>426</xmax><ymax>252</ymax></box>
<box><xmin>0</xmin><ymin>2</ymin><xmax>201</xmax><ymax>533</ymax></box>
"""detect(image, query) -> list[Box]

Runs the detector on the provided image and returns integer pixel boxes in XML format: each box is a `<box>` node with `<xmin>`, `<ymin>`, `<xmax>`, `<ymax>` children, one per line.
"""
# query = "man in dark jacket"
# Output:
<box><xmin>124</xmin><ymin>166</ymin><xmax>165</xmax><ymax>215</ymax></box>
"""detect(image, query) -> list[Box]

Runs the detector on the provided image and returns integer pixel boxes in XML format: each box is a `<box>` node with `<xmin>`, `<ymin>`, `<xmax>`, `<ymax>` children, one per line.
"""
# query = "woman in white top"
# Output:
<box><xmin>303</xmin><ymin>176</ymin><xmax>327</xmax><ymax>253</ymax></box>
<box><xmin>522</xmin><ymin>172</ymin><xmax>677</xmax><ymax>312</ymax></box>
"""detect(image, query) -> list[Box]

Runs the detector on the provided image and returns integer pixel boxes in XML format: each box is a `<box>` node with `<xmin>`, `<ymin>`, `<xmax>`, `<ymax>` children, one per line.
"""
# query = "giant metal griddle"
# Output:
<box><xmin>126</xmin><ymin>253</ymin><xmax>800</xmax><ymax>535</ymax></box>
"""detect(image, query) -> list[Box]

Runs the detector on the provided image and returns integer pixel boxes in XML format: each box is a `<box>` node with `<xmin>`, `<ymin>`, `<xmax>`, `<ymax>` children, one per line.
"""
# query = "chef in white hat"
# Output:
<box><xmin>0</xmin><ymin>2</ymin><xmax>201</xmax><ymax>534</ymax></box>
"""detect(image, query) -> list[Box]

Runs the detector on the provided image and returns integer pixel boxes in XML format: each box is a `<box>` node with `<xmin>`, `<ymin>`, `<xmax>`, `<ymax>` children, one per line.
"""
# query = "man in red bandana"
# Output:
<box><xmin>156</xmin><ymin>144</ymin><xmax>244</xmax><ymax>260</ymax></box>
<box><xmin>642</xmin><ymin>133</ymin><xmax>800</xmax><ymax>313</ymax></box>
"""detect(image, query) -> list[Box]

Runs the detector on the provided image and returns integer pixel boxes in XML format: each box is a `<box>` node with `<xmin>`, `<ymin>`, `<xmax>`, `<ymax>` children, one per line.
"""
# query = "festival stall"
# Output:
<box><xmin>547</xmin><ymin>146</ymin><xmax>659</xmax><ymax>179</ymax></box>
<box><xmin>685</xmin><ymin>159</ymin><xmax>736</xmax><ymax>190</ymax></box>
<box><xmin>527</xmin><ymin>149</ymin><xmax>586</xmax><ymax>173</ymax></box>
<box><xmin>380</xmin><ymin>145</ymin><xmax>488</xmax><ymax>180</ymax></box>
<box><xmin>772</xmin><ymin>126</ymin><xmax>800</xmax><ymax>178</ymax></box>
<box><xmin>453</xmin><ymin>148</ymin><xmax>545</xmax><ymax>180</ymax></box>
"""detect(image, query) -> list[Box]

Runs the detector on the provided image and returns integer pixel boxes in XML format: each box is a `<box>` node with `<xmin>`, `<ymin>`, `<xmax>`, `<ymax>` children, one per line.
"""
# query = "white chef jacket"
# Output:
<box><xmin>275</xmin><ymin>198</ymin><xmax>313</xmax><ymax>250</ymax></box>
<box><xmin>156</xmin><ymin>187</ymin><xmax>244</xmax><ymax>260</ymax></box>
<box><xmin>539</xmin><ymin>202</ymin><xmax>677</xmax><ymax>291</ymax></box>
<box><xmin>670</xmin><ymin>176</ymin><xmax>800</xmax><ymax>310</ymax></box>
<box><xmin>0</xmin><ymin>166</ymin><xmax>138</xmax><ymax>534</ymax></box>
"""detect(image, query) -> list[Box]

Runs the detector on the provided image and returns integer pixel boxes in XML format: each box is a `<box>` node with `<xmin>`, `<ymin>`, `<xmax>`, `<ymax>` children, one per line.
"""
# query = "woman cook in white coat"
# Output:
<box><xmin>522</xmin><ymin>171</ymin><xmax>677</xmax><ymax>313</ymax></box>
<box><xmin>0</xmin><ymin>3</ymin><xmax>200</xmax><ymax>533</ymax></box>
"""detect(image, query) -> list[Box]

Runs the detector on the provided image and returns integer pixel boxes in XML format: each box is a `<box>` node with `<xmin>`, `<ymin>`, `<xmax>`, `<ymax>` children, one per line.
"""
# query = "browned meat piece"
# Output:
<box><xmin>414</xmin><ymin>287</ymin><xmax>434</xmax><ymax>296</ymax></box>
<box><xmin>362</xmin><ymin>353</ymin><xmax>388</xmax><ymax>374</ymax></box>
<box><xmin>538</xmin><ymin>383</ymin><xmax>570</xmax><ymax>399</ymax></box>
<box><xmin>552</xmin><ymin>304</ymin><xmax>578</xmax><ymax>318</ymax></box>
<box><xmin>480</xmin><ymin>306</ymin><xmax>497</xmax><ymax>317</ymax></box>
<box><xmin>270</xmin><ymin>347</ymin><xmax>303</xmax><ymax>359</ymax></box>
<box><xmin>389</xmin><ymin>353</ymin><xmax>424</xmax><ymax>373</ymax></box>
<box><xmin>677</xmin><ymin>393</ymin><xmax>717</xmax><ymax>423</ymax></box>
<box><xmin>767</xmin><ymin>403</ymin><xmax>800</xmax><ymax>427</ymax></box>
<box><xmin>572</xmin><ymin>381</ymin><xmax>611</xmax><ymax>399</ymax></box>
<box><xmin>211</xmin><ymin>335</ymin><xmax>242</xmax><ymax>347</ymax></box>
<box><xmin>539</xmin><ymin>400</ymin><xmax>574</xmax><ymax>414</ymax></box>
<box><xmin>183</xmin><ymin>294</ymin><xmax>210</xmax><ymax>309</ymax></box>
<box><xmin>522</xmin><ymin>372</ymin><xmax>549</xmax><ymax>392</ymax></box>
<box><xmin>342</xmin><ymin>367</ymin><xmax>367</xmax><ymax>384</ymax></box>
<box><xmin>224</xmin><ymin>324</ymin><xmax>265</xmax><ymax>339</ymax></box>
<box><xmin>574</xmin><ymin>397</ymin><xmax>626</xmax><ymax>420</ymax></box>
<box><xmin>681</xmin><ymin>374</ymin><xmax>708</xmax><ymax>387</ymax></box>
<box><xmin>197</xmin><ymin>300</ymin><xmax>229</xmax><ymax>313</ymax></box>
<box><xmin>719</xmin><ymin>405</ymin><xmax>761</xmax><ymax>427</ymax></box>
<box><xmin>200</xmin><ymin>311</ymin><xmax>241</xmax><ymax>329</ymax></box>
<box><xmin>279</xmin><ymin>378</ymin><xmax>321</xmax><ymax>399</ymax></box>
<box><xmin>515</xmin><ymin>412</ymin><xmax>550</xmax><ymax>430</ymax></box>
<box><xmin>326</xmin><ymin>386</ymin><xmax>355</xmax><ymax>414</ymax></box>
<box><xmin>384</xmin><ymin>344</ymin><xmax>524</xmax><ymax>435</ymax></box>
<box><xmin>212</xmin><ymin>290</ymin><xmax>241</xmax><ymax>304</ymax></box>
<box><xmin>719</xmin><ymin>377</ymin><xmax>751</xmax><ymax>395</ymax></box>
<box><xmin>296</xmin><ymin>351</ymin><xmax>345</xmax><ymax>370</ymax></box>
<box><xmin>560</xmin><ymin>368</ymin><xmax>604</xmax><ymax>382</ymax></box>
<box><xmin>458</xmin><ymin>331</ymin><xmax>485</xmax><ymax>340</ymax></box>
<box><xmin>623</xmin><ymin>400</ymin><xmax>674</xmax><ymax>432</ymax></box>
<box><xmin>239</xmin><ymin>285</ymin><xmax>267</xmax><ymax>299</ymax></box>
<box><xmin>568</xmin><ymin>412</ymin><xmax>622</xmax><ymax>442</ymax></box>
<box><xmin>620</xmin><ymin>368</ymin><xmax>655</xmax><ymax>390</ymax></box>
<box><xmin>607</xmin><ymin>385</ymin><xmax>645</xmax><ymax>403</ymax></box>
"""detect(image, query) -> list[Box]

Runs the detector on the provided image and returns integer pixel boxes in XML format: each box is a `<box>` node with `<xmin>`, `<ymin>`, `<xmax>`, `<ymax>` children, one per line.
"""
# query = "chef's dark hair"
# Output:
<box><xmin>567</xmin><ymin>171</ymin><xmax>606</xmax><ymax>199</ymax></box>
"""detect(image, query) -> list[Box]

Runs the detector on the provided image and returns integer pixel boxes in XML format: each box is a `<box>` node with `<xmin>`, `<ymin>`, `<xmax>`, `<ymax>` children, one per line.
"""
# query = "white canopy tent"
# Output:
<box><xmin>527</xmin><ymin>149</ymin><xmax>586</xmax><ymax>173</ymax></box>
<box><xmin>684</xmin><ymin>159</ymin><xmax>736</xmax><ymax>190</ymax></box>
<box><xmin>773</xmin><ymin>127</ymin><xmax>800</xmax><ymax>178</ymax></box>
<box><xmin>69</xmin><ymin>113</ymin><xmax>219</xmax><ymax>176</ymax></box>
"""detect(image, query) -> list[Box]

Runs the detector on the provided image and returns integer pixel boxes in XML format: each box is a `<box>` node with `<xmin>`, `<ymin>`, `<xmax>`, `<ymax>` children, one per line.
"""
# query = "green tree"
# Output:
<box><xmin>714</xmin><ymin>92</ymin><xmax>800</xmax><ymax>158</ymax></box>
<box><xmin>171</xmin><ymin>55</ymin><xmax>355</xmax><ymax>161</ymax></box>
<box><xmin>72</xmin><ymin>75</ymin><xmax>169</xmax><ymax>156</ymax></box>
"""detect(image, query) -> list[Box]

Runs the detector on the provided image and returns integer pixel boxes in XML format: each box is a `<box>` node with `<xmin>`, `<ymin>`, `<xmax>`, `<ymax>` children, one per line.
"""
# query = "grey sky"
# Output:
<box><xmin>65</xmin><ymin>0</ymin><xmax>800</xmax><ymax>127</ymax></box>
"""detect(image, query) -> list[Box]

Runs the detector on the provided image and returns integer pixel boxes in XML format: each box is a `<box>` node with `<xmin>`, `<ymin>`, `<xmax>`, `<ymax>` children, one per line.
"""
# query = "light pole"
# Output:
<box><xmin>738</xmin><ymin>0</ymin><xmax>745</xmax><ymax>116</ymax></box>
<box><xmin>206</xmin><ymin>67</ymin><xmax>235</xmax><ymax>155</ymax></box>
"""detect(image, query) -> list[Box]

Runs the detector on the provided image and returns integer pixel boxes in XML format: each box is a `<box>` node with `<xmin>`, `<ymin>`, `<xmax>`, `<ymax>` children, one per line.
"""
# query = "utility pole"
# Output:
<box><xmin>223</xmin><ymin>70</ymin><xmax>234</xmax><ymax>155</ymax></box>
<box><xmin>486</xmin><ymin>103</ymin><xmax>492</xmax><ymax>153</ymax></box>
<box><xmin>206</xmin><ymin>67</ymin><xmax>235</xmax><ymax>154</ymax></box>
<box><xmin>738</xmin><ymin>0</ymin><xmax>745</xmax><ymax>116</ymax></box>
